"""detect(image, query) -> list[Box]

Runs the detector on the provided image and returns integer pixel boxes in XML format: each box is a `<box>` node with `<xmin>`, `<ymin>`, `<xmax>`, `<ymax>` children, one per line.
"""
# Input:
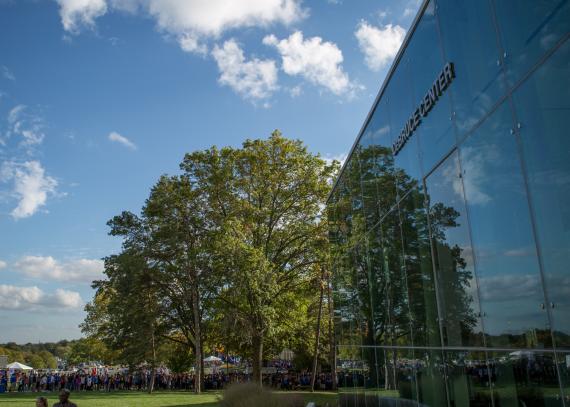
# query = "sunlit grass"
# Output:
<box><xmin>0</xmin><ymin>390</ymin><xmax>338</xmax><ymax>407</ymax></box>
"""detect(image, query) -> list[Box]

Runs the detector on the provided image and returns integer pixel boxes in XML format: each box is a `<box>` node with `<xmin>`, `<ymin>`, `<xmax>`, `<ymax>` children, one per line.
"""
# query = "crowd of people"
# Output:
<box><xmin>0</xmin><ymin>368</ymin><xmax>336</xmax><ymax>394</ymax></box>
<box><xmin>1</xmin><ymin>368</ymin><xmax>197</xmax><ymax>393</ymax></box>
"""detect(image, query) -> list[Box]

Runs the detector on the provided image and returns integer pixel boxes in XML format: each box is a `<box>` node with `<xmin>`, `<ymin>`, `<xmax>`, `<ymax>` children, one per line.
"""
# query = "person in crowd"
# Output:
<box><xmin>53</xmin><ymin>389</ymin><xmax>77</xmax><ymax>407</ymax></box>
<box><xmin>35</xmin><ymin>396</ymin><xmax>48</xmax><ymax>407</ymax></box>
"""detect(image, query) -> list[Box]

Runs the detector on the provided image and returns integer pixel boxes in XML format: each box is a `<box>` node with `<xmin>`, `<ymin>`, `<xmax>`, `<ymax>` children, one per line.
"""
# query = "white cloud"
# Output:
<box><xmin>377</xmin><ymin>10</ymin><xmax>389</xmax><ymax>19</ymax></box>
<box><xmin>0</xmin><ymin>285</ymin><xmax>82</xmax><ymax>310</ymax></box>
<box><xmin>263</xmin><ymin>31</ymin><xmax>359</xmax><ymax>96</ymax></box>
<box><xmin>178</xmin><ymin>33</ymin><xmax>208</xmax><ymax>55</ymax></box>
<box><xmin>56</xmin><ymin>0</ymin><xmax>305</xmax><ymax>54</ymax></box>
<box><xmin>5</xmin><ymin>104</ymin><xmax>45</xmax><ymax>148</ymax></box>
<box><xmin>212</xmin><ymin>39</ymin><xmax>278</xmax><ymax>101</ymax></box>
<box><xmin>108</xmin><ymin>0</ymin><xmax>140</xmax><ymax>14</ymax></box>
<box><xmin>403</xmin><ymin>0</ymin><xmax>421</xmax><ymax>18</ymax></box>
<box><xmin>7</xmin><ymin>104</ymin><xmax>24</xmax><ymax>124</ymax></box>
<box><xmin>108</xmin><ymin>131</ymin><xmax>136</xmax><ymax>150</ymax></box>
<box><xmin>355</xmin><ymin>21</ymin><xmax>406</xmax><ymax>72</ymax></box>
<box><xmin>146</xmin><ymin>0</ymin><xmax>304</xmax><ymax>39</ymax></box>
<box><xmin>403</xmin><ymin>7</ymin><xmax>416</xmax><ymax>17</ymax></box>
<box><xmin>1</xmin><ymin>65</ymin><xmax>15</xmax><ymax>81</ymax></box>
<box><xmin>15</xmin><ymin>256</ymin><xmax>104</xmax><ymax>283</ymax></box>
<box><xmin>0</xmin><ymin>161</ymin><xmax>58</xmax><ymax>219</ymax></box>
<box><xmin>56</xmin><ymin>0</ymin><xmax>107</xmax><ymax>34</ymax></box>
<box><xmin>323</xmin><ymin>153</ymin><xmax>348</xmax><ymax>167</ymax></box>
<box><xmin>288</xmin><ymin>85</ymin><xmax>302</xmax><ymax>98</ymax></box>
<box><xmin>0</xmin><ymin>260</ymin><xmax>6</xmax><ymax>269</ymax></box>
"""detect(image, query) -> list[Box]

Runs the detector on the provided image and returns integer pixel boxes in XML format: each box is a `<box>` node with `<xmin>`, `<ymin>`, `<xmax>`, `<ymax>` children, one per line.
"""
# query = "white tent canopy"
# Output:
<box><xmin>204</xmin><ymin>356</ymin><xmax>222</xmax><ymax>362</ymax></box>
<box><xmin>7</xmin><ymin>362</ymin><xmax>33</xmax><ymax>370</ymax></box>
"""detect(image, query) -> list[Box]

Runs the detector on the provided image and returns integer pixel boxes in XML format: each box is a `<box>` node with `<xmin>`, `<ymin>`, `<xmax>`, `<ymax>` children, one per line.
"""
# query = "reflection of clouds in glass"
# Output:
<box><xmin>446</xmin><ymin>146</ymin><xmax>492</xmax><ymax>205</ymax></box>
<box><xmin>374</xmin><ymin>125</ymin><xmax>390</xmax><ymax>138</ymax></box>
<box><xmin>504</xmin><ymin>247</ymin><xmax>536</xmax><ymax>257</ymax></box>
<box><xmin>543</xmin><ymin>275</ymin><xmax>570</xmax><ymax>302</ymax></box>
<box><xmin>456</xmin><ymin>93</ymin><xmax>494</xmax><ymax>135</ymax></box>
<box><xmin>540</xmin><ymin>33</ymin><xmax>558</xmax><ymax>50</ymax></box>
<box><xmin>479</xmin><ymin>273</ymin><xmax>540</xmax><ymax>302</ymax></box>
<box><xmin>529</xmin><ymin>168</ymin><xmax>570</xmax><ymax>187</ymax></box>
<box><xmin>459</xmin><ymin>245</ymin><xmax>474</xmax><ymax>266</ymax></box>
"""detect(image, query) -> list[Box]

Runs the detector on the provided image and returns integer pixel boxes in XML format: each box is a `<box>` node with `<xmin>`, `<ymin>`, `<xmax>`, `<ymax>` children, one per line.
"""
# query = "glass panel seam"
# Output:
<box><xmin>507</xmin><ymin>93</ymin><xmax>568</xmax><ymax>407</ymax></box>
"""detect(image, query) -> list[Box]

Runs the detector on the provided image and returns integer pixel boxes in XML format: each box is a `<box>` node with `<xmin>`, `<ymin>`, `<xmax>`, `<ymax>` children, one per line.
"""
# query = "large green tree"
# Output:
<box><xmin>181</xmin><ymin>131</ymin><xmax>336</xmax><ymax>382</ymax></box>
<box><xmin>83</xmin><ymin>131</ymin><xmax>335</xmax><ymax>386</ymax></box>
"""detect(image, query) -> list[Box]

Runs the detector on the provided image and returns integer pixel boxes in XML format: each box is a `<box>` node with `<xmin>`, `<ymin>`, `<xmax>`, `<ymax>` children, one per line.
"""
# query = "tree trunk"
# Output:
<box><xmin>149</xmin><ymin>367</ymin><xmax>155</xmax><ymax>394</ymax></box>
<box><xmin>149</xmin><ymin>296</ymin><xmax>157</xmax><ymax>394</ymax></box>
<box><xmin>326</xmin><ymin>272</ymin><xmax>337</xmax><ymax>390</ymax></box>
<box><xmin>384</xmin><ymin>351</ymin><xmax>390</xmax><ymax>391</ymax></box>
<box><xmin>311</xmin><ymin>276</ymin><xmax>325</xmax><ymax>392</ymax></box>
<box><xmin>192</xmin><ymin>286</ymin><xmax>202</xmax><ymax>394</ymax></box>
<box><xmin>252</xmin><ymin>333</ymin><xmax>264</xmax><ymax>385</ymax></box>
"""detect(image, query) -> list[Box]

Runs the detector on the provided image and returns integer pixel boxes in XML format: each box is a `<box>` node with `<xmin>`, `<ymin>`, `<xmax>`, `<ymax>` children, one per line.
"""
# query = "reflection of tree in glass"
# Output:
<box><xmin>329</xmin><ymin>143</ymin><xmax>478</xmax><ymax>391</ymax></box>
<box><xmin>428</xmin><ymin>201</ymin><xmax>479</xmax><ymax>346</ymax></box>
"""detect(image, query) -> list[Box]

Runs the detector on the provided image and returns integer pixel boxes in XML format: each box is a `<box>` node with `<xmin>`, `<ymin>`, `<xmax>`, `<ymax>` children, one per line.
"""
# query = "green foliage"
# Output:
<box><xmin>81</xmin><ymin>131</ymin><xmax>338</xmax><ymax>384</ymax></box>
<box><xmin>180</xmin><ymin>131</ymin><xmax>337</xmax><ymax>380</ymax></box>
<box><xmin>165</xmin><ymin>343</ymin><xmax>194</xmax><ymax>373</ymax></box>
<box><xmin>0</xmin><ymin>340</ymin><xmax>80</xmax><ymax>369</ymax></box>
<box><xmin>65</xmin><ymin>337</ymin><xmax>115</xmax><ymax>366</ymax></box>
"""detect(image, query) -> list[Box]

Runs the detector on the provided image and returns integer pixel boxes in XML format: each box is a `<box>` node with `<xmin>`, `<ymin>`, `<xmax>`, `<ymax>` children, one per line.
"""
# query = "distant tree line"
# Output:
<box><xmin>0</xmin><ymin>339</ymin><xmax>94</xmax><ymax>369</ymax></box>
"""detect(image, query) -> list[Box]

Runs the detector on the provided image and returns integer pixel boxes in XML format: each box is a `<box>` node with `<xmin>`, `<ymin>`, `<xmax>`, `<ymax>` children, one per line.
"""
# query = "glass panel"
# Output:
<box><xmin>445</xmin><ymin>351</ymin><xmax>493</xmax><ymax>407</ymax></box>
<box><xmin>367</xmin><ymin>224</ymin><xmax>390</xmax><ymax>349</ymax></box>
<box><xmin>332</xmin><ymin>176</ymin><xmax>356</xmax><ymax>348</ymax></box>
<box><xmin>348</xmin><ymin>160</ymin><xmax>366</xmax><ymax>239</ymax></box>
<box><xmin>557</xmin><ymin>351</ymin><xmax>570</xmax><ymax>403</ymax></box>
<box><xmin>425</xmin><ymin>152</ymin><xmax>484</xmax><ymax>347</ymax></box>
<box><xmin>459</xmin><ymin>102</ymin><xmax>552</xmax><ymax>349</ymax></box>
<box><xmin>415</xmin><ymin>349</ymin><xmax>448</xmax><ymax>406</ymax></box>
<box><xmin>336</xmin><ymin>176</ymin><xmax>353</xmax><ymax>246</ymax></box>
<box><xmin>407</xmin><ymin>1</ymin><xmax>455</xmax><ymax>174</ymax></box>
<box><xmin>363</xmin><ymin>345</ymin><xmax>382</xmax><ymax>391</ymax></box>
<box><xmin>512</xmin><ymin>39</ymin><xmax>570</xmax><ymax>350</ymax></box>
<box><xmin>360</xmin><ymin>97</ymin><xmax>398</xmax><ymax>228</ymax></box>
<box><xmin>380</xmin><ymin>209</ymin><xmax>412</xmax><ymax>348</ymax></box>
<box><xmin>349</xmin><ymin>243</ymin><xmax>366</xmax><ymax>350</ymax></box>
<box><xmin>353</xmin><ymin>240</ymin><xmax>373</xmax><ymax>349</ymax></box>
<box><xmin>385</xmin><ymin>52</ymin><xmax>422</xmax><ymax>195</ymax></box>
<box><xmin>399</xmin><ymin>188</ymin><xmax>441</xmax><ymax>348</ymax></box>
<box><xmin>493</xmin><ymin>0</ymin><xmax>570</xmax><ymax>86</ymax></box>
<box><xmin>436</xmin><ymin>0</ymin><xmax>506</xmax><ymax>138</ymax></box>
<box><xmin>337</xmin><ymin>345</ymin><xmax>367</xmax><ymax>407</ymax></box>
<box><xmin>488</xmin><ymin>350</ymin><xmax>563</xmax><ymax>407</ymax></box>
<box><xmin>358</xmin><ymin>128</ymin><xmax>381</xmax><ymax>232</ymax></box>
<box><xmin>384</xmin><ymin>348</ymin><xmax>419</xmax><ymax>404</ymax></box>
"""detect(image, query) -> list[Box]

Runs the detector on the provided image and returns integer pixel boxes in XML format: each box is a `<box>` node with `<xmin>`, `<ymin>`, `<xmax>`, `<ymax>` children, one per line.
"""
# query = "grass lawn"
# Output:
<box><xmin>0</xmin><ymin>390</ymin><xmax>338</xmax><ymax>407</ymax></box>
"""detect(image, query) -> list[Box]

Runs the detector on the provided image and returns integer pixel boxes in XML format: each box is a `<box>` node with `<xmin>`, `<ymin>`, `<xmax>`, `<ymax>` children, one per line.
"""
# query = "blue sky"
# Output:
<box><xmin>0</xmin><ymin>0</ymin><xmax>420</xmax><ymax>343</ymax></box>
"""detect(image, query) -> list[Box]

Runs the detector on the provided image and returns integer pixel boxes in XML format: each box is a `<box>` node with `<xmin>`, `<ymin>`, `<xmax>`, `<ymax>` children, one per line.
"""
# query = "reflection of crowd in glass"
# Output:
<box><xmin>336</xmin><ymin>355</ymin><xmax>562</xmax><ymax>390</ymax></box>
<box><xmin>264</xmin><ymin>372</ymin><xmax>334</xmax><ymax>391</ymax></box>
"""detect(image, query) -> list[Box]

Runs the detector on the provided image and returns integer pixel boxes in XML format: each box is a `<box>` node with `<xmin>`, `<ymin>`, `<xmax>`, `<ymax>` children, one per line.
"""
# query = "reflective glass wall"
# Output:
<box><xmin>327</xmin><ymin>0</ymin><xmax>570</xmax><ymax>406</ymax></box>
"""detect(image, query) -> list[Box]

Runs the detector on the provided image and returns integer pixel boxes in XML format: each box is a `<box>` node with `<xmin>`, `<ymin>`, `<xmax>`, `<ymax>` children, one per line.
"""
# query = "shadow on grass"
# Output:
<box><xmin>163</xmin><ymin>404</ymin><xmax>218</xmax><ymax>407</ymax></box>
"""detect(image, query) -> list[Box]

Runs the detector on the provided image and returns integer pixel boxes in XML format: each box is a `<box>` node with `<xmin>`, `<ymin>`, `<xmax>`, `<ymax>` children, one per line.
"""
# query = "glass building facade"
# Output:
<box><xmin>327</xmin><ymin>0</ymin><xmax>570</xmax><ymax>406</ymax></box>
